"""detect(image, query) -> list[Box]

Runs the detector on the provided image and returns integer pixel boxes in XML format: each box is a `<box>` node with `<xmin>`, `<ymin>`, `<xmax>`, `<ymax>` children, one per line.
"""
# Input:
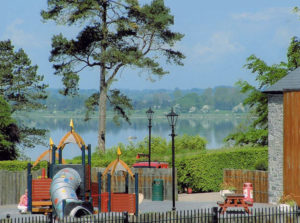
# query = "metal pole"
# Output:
<box><xmin>82</xmin><ymin>146</ymin><xmax>86</xmax><ymax>201</ymax></box>
<box><xmin>27</xmin><ymin>163</ymin><xmax>32</xmax><ymax>213</ymax></box>
<box><xmin>171</xmin><ymin>125</ymin><xmax>176</xmax><ymax>211</ymax></box>
<box><xmin>148</xmin><ymin>118</ymin><xmax>152</xmax><ymax>168</ymax></box>
<box><xmin>59</xmin><ymin>148</ymin><xmax>62</xmax><ymax>164</ymax></box>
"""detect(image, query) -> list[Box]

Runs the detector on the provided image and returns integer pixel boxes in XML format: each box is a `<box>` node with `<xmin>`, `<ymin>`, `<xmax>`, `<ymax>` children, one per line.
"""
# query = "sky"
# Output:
<box><xmin>1</xmin><ymin>1</ymin><xmax>300</xmax><ymax>91</ymax></box>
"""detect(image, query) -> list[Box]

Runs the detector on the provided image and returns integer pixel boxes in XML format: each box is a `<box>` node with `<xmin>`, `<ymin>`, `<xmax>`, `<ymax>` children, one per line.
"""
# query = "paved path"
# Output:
<box><xmin>0</xmin><ymin>192</ymin><xmax>274</xmax><ymax>219</ymax></box>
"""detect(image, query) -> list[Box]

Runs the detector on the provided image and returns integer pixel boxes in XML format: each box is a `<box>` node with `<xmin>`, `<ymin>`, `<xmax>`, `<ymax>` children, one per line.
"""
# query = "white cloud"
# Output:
<box><xmin>232</xmin><ymin>7</ymin><xmax>293</xmax><ymax>22</ymax></box>
<box><xmin>2</xmin><ymin>19</ymin><xmax>43</xmax><ymax>48</ymax></box>
<box><xmin>191</xmin><ymin>32</ymin><xmax>243</xmax><ymax>62</ymax></box>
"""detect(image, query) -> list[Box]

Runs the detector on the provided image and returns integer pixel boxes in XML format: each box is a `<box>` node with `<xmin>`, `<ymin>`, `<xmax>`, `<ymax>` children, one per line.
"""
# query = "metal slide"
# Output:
<box><xmin>50</xmin><ymin>168</ymin><xmax>92</xmax><ymax>219</ymax></box>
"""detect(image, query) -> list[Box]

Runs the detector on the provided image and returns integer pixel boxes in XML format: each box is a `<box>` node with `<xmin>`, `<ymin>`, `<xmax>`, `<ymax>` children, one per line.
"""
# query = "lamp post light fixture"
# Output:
<box><xmin>166</xmin><ymin>107</ymin><xmax>178</xmax><ymax>211</ymax></box>
<box><xmin>146</xmin><ymin>107</ymin><xmax>154</xmax><ymax>168</ymax></box>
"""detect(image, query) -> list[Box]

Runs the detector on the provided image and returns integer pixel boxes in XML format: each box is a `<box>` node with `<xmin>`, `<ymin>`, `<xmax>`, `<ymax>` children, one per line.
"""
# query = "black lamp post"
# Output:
<box><xmin>166</xmin><ymin>108</ymin><xmax>178</xmax><ymax>211</ymax></box>
<box><xmin>146</xmin><ymin>107</ymin><xmax>154</xmax><ymax>168</ymax></box>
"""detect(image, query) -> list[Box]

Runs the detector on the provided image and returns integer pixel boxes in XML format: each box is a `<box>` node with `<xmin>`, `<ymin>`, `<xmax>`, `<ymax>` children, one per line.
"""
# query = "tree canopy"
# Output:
<box><xmin>0</xmin><ymin>96</ymin><xmax>20</xmax><ymax>160</ymax></box>
<box><xmin>225</xmin><ymin>36</ymin><xmax>300</xmax><ymax>146</ymax></box>
<box><xmin>41</xmin><ymin>0</ymin><xmax>185</xmax><ymax>151</ymax></box>
<box><xmin>0</xmin><ymin>40</ymin><xmax>48</xmax><ymax>150</ymax></box>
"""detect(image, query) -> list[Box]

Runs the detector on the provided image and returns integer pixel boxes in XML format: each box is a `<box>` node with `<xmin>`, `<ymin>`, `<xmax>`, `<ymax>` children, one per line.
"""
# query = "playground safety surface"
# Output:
<box><xmin>0</xmin><ymin>192</ymin><xmax>274</xmax><ymax>219</ymax></box>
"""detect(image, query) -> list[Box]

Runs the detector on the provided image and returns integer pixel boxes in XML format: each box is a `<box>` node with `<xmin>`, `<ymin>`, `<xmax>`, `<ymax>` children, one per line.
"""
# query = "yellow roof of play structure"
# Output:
<box><xmin>33</xmin><ymin>137</ymin><xmax>66</xmax><ymax>167</ymax></box>
<box><xmin>33</xmin><ymin>119</ymin><xmax>85</xmax><ymax>167</ymax></box>
<box><xmin>103</xmin><ymin>147</ymin><xmax>134</xmax><ymax>178</ymax></box>
<box><xmin>57</xmin><ymin>119</ymin><xmax>87</xmax><ymax>150</ymax></box>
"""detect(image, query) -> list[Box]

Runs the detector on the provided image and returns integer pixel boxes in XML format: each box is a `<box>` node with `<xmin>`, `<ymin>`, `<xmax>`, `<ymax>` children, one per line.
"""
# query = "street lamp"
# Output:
<box><xmin>146</xmin><ymin>107</ymin><xmax>154</xmax><ymax>168</ymax></box>
<box><xmin>166</xmin><ymin>107</ymin><xmax>178</xmax><ymax>211</ymax></box>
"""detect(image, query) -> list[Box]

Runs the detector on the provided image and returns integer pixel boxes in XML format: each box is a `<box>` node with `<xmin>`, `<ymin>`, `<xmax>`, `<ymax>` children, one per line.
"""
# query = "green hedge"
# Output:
<box><xmin>176</xmin><ymin>147</ymin><xmax>268</xmax><ymax>192</ymax></box>
<box><xmin>0</xmin><ymin>160</ymin><xmax>48</xmax><ymax>171</ymax></box>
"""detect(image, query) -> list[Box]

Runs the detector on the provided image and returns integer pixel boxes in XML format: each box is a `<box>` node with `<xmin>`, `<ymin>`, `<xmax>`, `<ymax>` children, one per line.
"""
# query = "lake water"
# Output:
<box><xmin>18</xmin><ymin>114</ymin><xmax>246</xmax><ymax>160</ymax></box>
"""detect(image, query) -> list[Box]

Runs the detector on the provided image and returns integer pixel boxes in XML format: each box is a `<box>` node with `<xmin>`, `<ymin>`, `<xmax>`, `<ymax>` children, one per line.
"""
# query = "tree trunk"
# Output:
<box><xmin>98</xmin><ymin>0</ymin><xmax>108</xmax><ymax>152</ymax></box>
<box><xmin>98</xmin><ymin>83</ymin><xmax>107</xmax><ymax>152</ymax></box>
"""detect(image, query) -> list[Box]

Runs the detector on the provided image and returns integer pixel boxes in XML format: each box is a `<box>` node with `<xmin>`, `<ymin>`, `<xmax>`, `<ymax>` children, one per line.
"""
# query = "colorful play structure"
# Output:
<box><xmin>27</xmin><ymin>120</ymin><xmax>139</xmax><ymax>219</ymax></box>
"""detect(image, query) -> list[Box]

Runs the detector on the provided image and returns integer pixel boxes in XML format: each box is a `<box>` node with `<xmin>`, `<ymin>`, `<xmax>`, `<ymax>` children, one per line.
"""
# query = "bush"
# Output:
<box><xmin>254</xmin><ymin>158</ymin><xmax>268</xmax><ymax>171</ymax></box>
<box><xmin>176</xmin><ymin>147</ymin><xmax>268</xmax><ymax>192</ymax></box>
<box><xmin>173</xmin><ymin>134</ymin><xmax>206</xmax><ymax>152</ymax></box>
<box><xmin>0</xmin><ymin>160</ymin><xmax>48</xmax><ymax>171</ymax></box>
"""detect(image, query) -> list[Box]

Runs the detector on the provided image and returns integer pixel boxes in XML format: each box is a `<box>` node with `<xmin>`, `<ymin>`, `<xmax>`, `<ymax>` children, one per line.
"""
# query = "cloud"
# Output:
<box><xmin>2</xmin><ymin>19</ymin><xmax>43</xmax><ymax>48</ymax></box>
<box><xmin>232</xmin><ymin>7</ymin><xmax>293</xmax><ymax>22</ymax></box>
<box><xmin>191</xmin><ymin>32</ymin><xmax>243</xmax><ymax>62</ymax></box>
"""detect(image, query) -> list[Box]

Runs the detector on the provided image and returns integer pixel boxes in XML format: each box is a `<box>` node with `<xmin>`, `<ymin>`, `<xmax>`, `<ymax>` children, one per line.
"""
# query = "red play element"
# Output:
<box><xmin>55</xmin><ymin>198</ymin><xmax>58</xmax><ymax>205</ymax></box>
<box><xmin>243</xmin><ymin>182</ymin><xmax>253</xmax><ymax>203</ymax></box>
<box><xmin>32</xmin><ymin>178</ymin><xmax>52</xmax><ymax>201</ymax></box>
<box><xmin>41</xmin><ymin>168</ymin><xmax>46</xmax><ymax>179</ymax></box>
<box><xmin>91</xmin><ymin>183</ymin><xmax>136</xmax><ymax>214</ymax></box>
<box><xmin>111</xmin><ymin>193</ymin><xmax>135</xmax><ymax>213</ymax></box>
<box><xmin>132</xmin><ymin>161</ymin><xmax>168</xmax><ymax>168</ymax></box>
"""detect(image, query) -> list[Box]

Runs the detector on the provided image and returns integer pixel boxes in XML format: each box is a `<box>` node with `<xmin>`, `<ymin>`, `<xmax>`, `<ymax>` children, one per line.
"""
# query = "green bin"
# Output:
<box><xmin>152</xmin><ymin>179</ymin><xmax>164</xmax><ymax>201</ymax></box>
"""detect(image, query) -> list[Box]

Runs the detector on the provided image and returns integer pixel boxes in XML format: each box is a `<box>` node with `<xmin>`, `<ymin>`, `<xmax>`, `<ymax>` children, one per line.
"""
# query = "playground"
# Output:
<box><xmin>17</xmin><ymin>119</ymin><xmax>147</xmax><ymax>220</ymax></box>
<box><xmin>0</xmin><ymin>119</ymin><xmax>277</xmax><ymax>222</ymax></box>
<box><xmin>0</xmin><ymin>192</ymin><xmax>275</xmax><ymax>219</ymax></box>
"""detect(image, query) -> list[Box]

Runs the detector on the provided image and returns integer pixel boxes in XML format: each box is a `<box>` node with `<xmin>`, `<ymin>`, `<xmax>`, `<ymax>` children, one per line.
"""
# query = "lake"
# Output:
<box><xmin>18</xmin><ymin>114</ymin><xmax>247</xmax><ymax>160</ymax></box>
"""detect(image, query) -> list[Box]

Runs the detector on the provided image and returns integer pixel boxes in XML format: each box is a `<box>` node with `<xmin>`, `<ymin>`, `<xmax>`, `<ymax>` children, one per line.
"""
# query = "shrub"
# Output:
<box><xmin>0</xmin><ymin>160</ymin><xmax>48</xmax><ymax>171</ymax></box>
<box><xmin>254</xmin><ymin>158</ymin><xmax>268</xmax><ymax>171</ymax></box>
<box><xmin>176</xmin><ymin>147</ymin><xmax>268</xmax><ymax>192</ymax></box>
<box><xmin>172</xmin><ymin>134</ymin><xmax>206</xmax><ymax>152</ymax></box>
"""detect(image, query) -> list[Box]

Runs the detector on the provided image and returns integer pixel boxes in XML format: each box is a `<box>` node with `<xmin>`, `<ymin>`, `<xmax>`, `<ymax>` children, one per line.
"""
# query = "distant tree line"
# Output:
<box><xmin>43</xmin><ymin>86</ymin><xmax>247</xmax><ymax>114</ymax></box>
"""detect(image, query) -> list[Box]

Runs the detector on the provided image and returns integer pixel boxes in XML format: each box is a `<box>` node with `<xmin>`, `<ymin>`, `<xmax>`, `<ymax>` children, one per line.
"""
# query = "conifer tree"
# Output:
<box><xmin>42</xmin><ymin>0</ymin><xmax>185</xmax><ymax>151</ymax></box>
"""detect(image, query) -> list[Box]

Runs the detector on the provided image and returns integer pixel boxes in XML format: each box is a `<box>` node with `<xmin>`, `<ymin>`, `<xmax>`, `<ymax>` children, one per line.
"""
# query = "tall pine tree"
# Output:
<box><xmin>42</xmin><ymin>0</ymin><xmax>185</xmax><ymax>152</ymax></box>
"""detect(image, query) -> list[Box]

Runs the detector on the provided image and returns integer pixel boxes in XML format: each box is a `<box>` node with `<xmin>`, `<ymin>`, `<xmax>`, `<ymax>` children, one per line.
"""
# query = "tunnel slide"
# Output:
<box><xmin>50</xmin><ymin>168</ymin><xmax>93</xmax><ymax>219</ymax></box>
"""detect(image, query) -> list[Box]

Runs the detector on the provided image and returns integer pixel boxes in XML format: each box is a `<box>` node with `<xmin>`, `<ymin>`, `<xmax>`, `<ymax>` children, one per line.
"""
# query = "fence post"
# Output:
<box><xmin>123</xmin><ymin>212</ymin><xmax>129</xmax><ymax>223</ymax></box>
<box><xmin>212</xmin><ymin>207</ymin><xmax>218</xmax><ymax>223</ymax></box>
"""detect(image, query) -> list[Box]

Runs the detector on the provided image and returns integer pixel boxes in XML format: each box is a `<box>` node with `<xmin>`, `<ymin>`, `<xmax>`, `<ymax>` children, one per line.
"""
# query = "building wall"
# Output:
<box><xmin>268</xmin><ymin>93</ymin><xmax>283</xmax><ymax>204</ymax></box>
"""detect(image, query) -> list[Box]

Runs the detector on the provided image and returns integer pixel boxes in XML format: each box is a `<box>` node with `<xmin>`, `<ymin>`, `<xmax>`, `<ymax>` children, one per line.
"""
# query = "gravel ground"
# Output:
<box><xmin>0</xmin><ymin>192</ymin><xmax>275</xmax><ymax>219</ymax></box>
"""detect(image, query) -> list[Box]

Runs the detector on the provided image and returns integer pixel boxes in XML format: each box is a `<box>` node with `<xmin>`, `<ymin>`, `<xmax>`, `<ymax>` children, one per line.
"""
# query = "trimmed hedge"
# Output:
<box><xmin>176</xmin><ymin>147</ymin><xmax>268</xmax><ymax>192</ymax></box>
<box><xmin>0</xmin><ymin>160</ymin><xmax>48</xmax><ymax>171</ymax></box>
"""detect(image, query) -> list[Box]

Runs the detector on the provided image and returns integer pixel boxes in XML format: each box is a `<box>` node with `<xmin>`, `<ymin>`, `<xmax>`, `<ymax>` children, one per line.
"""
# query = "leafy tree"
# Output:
<box><xmin>0</xmin><ymin>96</ymin><xmax>20</xmax><ymax>160</ymax></box>
<box><xmin>174</xmin><ymin>93</ymin><xmax>200</xmax><ymax>112</ymax></box>
<box><xmin>225</xmin><ymin>37</ymin><xmax>300</xmax><ymax>146</ymax></box>
<box><xmin>0</xmin><ymin>40</ymin><xmax>48</xmax><ymax>150</ymax></box>
<box><xmin>41</xmin><ymin>0</ymin><xmax>185</xmax><ymax>152</ymax></box>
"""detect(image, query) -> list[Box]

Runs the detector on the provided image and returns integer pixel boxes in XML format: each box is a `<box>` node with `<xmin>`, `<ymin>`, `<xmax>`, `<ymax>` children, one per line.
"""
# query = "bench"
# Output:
<box><xmin>217</xmin><ymin>194</ymin><xmax>252</xmax><ymax>214</ymax></box>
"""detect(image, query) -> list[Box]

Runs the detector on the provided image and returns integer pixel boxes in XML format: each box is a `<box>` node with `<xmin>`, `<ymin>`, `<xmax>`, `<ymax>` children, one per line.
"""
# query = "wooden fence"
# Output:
<box><xmin>0</xmin><ymin>169</ymin><xmax>42</xmax><ymax>205</ymax></box>
<box><xmin>0</xmin><ymin>167</ymin><xmax>176</xmax><ymax>205</ymax></box>
<box><xmin>223</xmin><ymin>169</ymin><xmax>268</xmax><ymax>203</ymax></box>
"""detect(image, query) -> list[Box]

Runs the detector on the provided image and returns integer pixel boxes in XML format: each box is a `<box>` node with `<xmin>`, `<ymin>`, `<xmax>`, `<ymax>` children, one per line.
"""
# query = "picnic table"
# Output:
<box><xmin>217</xmin><ymin>193</ymin><xmax>253</xmax><ymax>214</ymax></box>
